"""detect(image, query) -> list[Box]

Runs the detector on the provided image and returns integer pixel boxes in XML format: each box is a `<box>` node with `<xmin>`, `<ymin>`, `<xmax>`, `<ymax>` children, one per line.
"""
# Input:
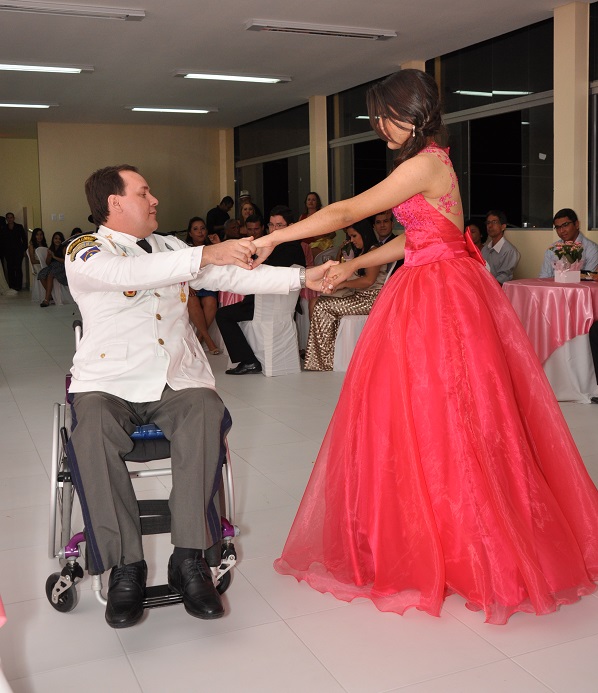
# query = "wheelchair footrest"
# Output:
<box><xmin>138</xmin><ymin>499</ymin><xmax>171</xmax><ymax>535</ymax></box>
<box><xmin>143</xmin><ymin>584</ymin><xmax>183</xmax><ymax>609</ymax></box>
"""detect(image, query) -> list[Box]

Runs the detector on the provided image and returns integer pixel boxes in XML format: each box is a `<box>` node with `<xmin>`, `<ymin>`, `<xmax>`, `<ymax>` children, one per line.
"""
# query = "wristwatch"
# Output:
<box><xmin>299</xmin><ymin>267</ymin><xmax>306</xmax><ymax>288</ymax></box>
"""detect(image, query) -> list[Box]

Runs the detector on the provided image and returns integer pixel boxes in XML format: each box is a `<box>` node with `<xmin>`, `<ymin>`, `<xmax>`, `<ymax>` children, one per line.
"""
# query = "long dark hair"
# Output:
<box><xmin>51</xmin><ymin>232</ymin><xmax>66</xmax><ymax>258</ymax></box>
<box><xmin>367</xmin><ymin>69</ymin><xmax>447</xmax><ymax>167</ymax></box>
<box><xmin>31</xmin><ymin>227</ymin><xmax>47</xmax><ymax>248</ymax></box>
<box><xmin>344</xmin><ymin>219</ymin><xmax>379</xmax><ymax>275</ymax></box>
<box><xmin>303</xmin><ymin>191</ymin><xmax>322</xmax><ymax>214</ymax></box>
<box><xmin>185</xmin><ymin>216</ymin><xmax>211</xmax><ymax>246</ymax></box>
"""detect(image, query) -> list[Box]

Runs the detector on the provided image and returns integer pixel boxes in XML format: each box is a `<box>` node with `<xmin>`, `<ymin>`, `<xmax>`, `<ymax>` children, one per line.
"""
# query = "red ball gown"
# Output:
<box><xmin>274</xmin><ymin>145</ymin><xmax>598</xmax><ymax>624</ymax></box>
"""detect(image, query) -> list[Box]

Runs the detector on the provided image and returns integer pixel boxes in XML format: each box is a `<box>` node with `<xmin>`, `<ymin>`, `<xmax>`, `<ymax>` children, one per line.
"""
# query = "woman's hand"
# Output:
<box><xmin>208</xmin><ymin>233</ymin><xmax>221</xmax><ymax>244</ymax></box>
<box><xmin>251</xmin><ymin>231</ymin><xmax>284</xmax><ymax>267</ymax></box>
<box><xmin>324</xmin><ymin>259</ymin><xmax>358</xmax><ymax>292</ymax></box>
<box><xmin>305</xmin><ymin>260</ymin><xmax>338</xmax><ymax>292</ymax></box>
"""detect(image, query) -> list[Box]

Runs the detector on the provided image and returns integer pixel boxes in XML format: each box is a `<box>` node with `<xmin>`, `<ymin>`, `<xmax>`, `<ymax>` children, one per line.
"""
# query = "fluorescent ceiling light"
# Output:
<box><xmin>245</xmin><ymin>19</ymin><xmax>396</xmax><ymax>41</ymax></box>
<box><xmin>0</xmin><ymin>102</ymin><xmax>56</xmax><ymax>108</ymax></box>
<box><xmin>128</xmin><ymin>106</ymin><xmax>216</xmax><ymax>114</ymax></box>
<box><xmin>454</xmin><ymin>89</ymin><xmax>533</xmax><ymax>97</ymax></box>
<box><xmin>177</xmin><ymin>71</ymin><xmax>290</xmax><ymax>84</ymax></box>
<box><xmin>0</xmin><ymin>1</ymin><xmax>145</xmax><ymax>20</ymax></box>
<box><xmin>0</xmin><ymin>62</ymin><xmax>93</xmax><ymax>73</ymax></box>
<box><xmin>493</xmin><ymin>90</ymin><xmax>532</xmax><ymax>96</ymax></box>
<box><xmin>355</xmin><ymin>115</ymin><xmax>370</xmax><ymax>120</ymax></box>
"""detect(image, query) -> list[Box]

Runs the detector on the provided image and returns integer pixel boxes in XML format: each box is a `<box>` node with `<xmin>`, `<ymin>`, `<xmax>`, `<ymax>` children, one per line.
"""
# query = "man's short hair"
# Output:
<box><xmin>269</xmin><ymin>205</ymin><xmax>294</xmax><ymax>226</ymax></box>
<box><xmin>553</xmin><ymin>208</ymin><xmax>578</xmax><ymax>224</ymax></box>
<box><xmin>245</xmin><ymin>214</ymin><xmax>263</xmax><ymax>226</ymax></box>
<box><xmin>486</xmin><ymin>209</ymin><xmax>507</xmax><ymax>226</ymax></box>
<box><xmin>85</xmin><ymin>164</ymin><xmax>138</xmax><ymax>226</ymax></box>
<box><xmin>224</xmin><ymin>218</ymin><xmax>239</xmax><ymax>229</ymax></box>
<box><xmin>221</xmin><ymin>196</ymin><xmax>234</xmax><ymax>206</ymax></box>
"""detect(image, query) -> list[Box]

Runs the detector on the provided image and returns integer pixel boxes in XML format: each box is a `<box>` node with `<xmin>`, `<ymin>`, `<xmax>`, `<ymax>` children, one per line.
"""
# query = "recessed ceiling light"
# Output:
<box><xmin>127</xmin><ymin>106</ymin><xmax>216</xmax><ymax>114</ymax></box>
<box><xmin>0</xmin><ymin>1</ymin><xmax>145</xmax><ymax>20</ymax></box>
<box><xmin>245</xmin><ymin>19</ymin><xmax>396</xmax><ymax>41</ymax></box>
<box><xmin>0</xmin><ymin>102</ymin><xmax>57</xmax><ymax>108</ymax></box>
<box><xmin>0</xmin><ymin>62</ymin><xmax>93</xmax><ymax>73</ymax></box>
<box><xmin>175</xmin><ymin>71</ymin><xmax>290</xmax><ymax>84</ymax></box>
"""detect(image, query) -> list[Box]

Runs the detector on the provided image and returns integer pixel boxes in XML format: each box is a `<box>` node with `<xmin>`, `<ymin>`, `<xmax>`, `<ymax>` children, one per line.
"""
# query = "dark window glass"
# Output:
<box><xmin>236</xmin><ymin>104</ymin><xmax>309</xmax><ymax>160</ymax></box>
<box><xmin>427</xmin><ymin>19</ymin><xmax>553</xmax><ymax>114</ymax></box>
<box><xmin>591</xmin><ymin>0</ymin><xmax>598</xmax><ymax>81</ymax></box>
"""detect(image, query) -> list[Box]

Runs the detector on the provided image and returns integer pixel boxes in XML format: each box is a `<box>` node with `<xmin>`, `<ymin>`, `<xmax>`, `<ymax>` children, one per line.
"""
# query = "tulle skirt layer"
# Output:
<box><xmin>275</xmin><ymin>256</ymin><xmax>598</xmax><ymax>624</ymax></box>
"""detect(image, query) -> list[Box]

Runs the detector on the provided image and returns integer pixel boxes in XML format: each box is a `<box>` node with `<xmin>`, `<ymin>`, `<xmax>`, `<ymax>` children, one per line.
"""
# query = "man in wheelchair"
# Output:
<box><xmin>65</xmin><ymin>165</ymin><xmax>328</xmax><ymax>628</ymax></box>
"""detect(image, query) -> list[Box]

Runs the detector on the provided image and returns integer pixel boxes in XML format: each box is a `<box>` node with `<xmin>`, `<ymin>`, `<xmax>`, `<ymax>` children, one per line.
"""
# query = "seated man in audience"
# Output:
<box><xmin>223</xmin><ymin>218</ymin><xmax>241</xmax><ymax>240</ymax></box>
<box><xmin>66</xmin><ymin>166</ymin><xmax>328</xmax><ymax>628</ymax></box>
<box><xmin>244</xmin><ymin>214</ymin><xmax>265</xmax><ymax>240</ymax></box>
<box><xmin>217</xmin><ymin>205</ymin><xmax>305</xmax><ymax>375</ymax></box>
<box><xmin>482</xmin><ymin>210</ymin><xmax>520</xmax><ymax>285</ymax></box>
<box><xmin>538</xmin><ymin>208</ymin><xmax>598</xmax><ymax>278</ymax></box>
<box><xmin>372</xmin><ymin>210</ymin><xmax>396</xmax><ymax>246</ymax></box>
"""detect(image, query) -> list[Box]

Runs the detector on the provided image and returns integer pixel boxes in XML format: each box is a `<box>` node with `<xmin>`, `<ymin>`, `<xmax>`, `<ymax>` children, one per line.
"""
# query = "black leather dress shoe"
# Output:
<box><xmin>105</xmin><ymin>559</ymin><xmax>147</xmax><ymax>628</ymax></box>
<box><xmin>225</xmin><ymin>361</ymin><xmax>262</xmax><ymax>375</ymax></box>
<box><xmin>168</xmin><ymin>554</ymin><xmax>224</xmax><ymax>619</ymax></box>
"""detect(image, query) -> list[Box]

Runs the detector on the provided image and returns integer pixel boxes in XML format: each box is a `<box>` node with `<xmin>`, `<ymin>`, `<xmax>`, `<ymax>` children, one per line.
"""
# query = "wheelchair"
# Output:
<box><xmin>46</xmin><ymin>321</ymin><xmax>238</xmax><ymax>614</ymax></box>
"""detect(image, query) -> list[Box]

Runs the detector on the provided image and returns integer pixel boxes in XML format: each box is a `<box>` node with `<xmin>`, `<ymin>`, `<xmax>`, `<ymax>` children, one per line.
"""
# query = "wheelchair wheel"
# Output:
<box><xmin>45</xmin><ymin>572</ymin><xmax>79</xmax><ymax>613</ymax></box>
<box><xmin>215</xmin><ymin>570</ymin><xmax>232</xmax><ymax>595</ymax></box>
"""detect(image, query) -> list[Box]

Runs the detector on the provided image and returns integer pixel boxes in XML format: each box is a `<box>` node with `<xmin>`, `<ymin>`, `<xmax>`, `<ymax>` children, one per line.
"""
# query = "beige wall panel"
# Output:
<box><xmin>0</xmin><ymin>138</ymin><xmax>41</xmax><ymax>231</ymax></box>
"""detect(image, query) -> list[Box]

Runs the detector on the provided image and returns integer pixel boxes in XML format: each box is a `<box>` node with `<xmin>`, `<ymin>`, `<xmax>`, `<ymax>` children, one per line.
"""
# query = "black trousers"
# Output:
<box><xmin>5</xmin><ymin>252</ymin><xmax>23</xmax><ymax>290</ymax></box>
<box><xmin>216</xmin><ymin>297</ymin><xmax>257</xmax><ymax>364</ymax></box>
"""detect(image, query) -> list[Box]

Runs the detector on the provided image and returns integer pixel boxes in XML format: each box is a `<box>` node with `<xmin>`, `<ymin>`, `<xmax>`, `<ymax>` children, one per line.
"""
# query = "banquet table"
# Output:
<box><xmin>503</xmin><ymin>278</ymin><xmax>598</xmax><ymax>402</ymax></box>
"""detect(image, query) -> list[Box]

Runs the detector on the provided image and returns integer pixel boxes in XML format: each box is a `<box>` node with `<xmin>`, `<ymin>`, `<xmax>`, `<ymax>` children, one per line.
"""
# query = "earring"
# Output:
<box><xmin>412</xmin><ymin>125</ymin><xmax>416</xmax><ymax>138</ymax></box>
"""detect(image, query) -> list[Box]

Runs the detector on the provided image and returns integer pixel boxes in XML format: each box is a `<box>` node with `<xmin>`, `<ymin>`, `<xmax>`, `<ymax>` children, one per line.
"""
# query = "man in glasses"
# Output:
<box><xmin>217</xmin><ymin>205</ymin><xmax>306</xmax><ymax>375</ymax></box>
<box><xmin>539</xmin><ymin>208</ymin><xmax>598</xmax><ymax>278</ymax></box>
<box><xmin>481</xmin><ymin>210</ymin><xmax>520</xmax><ymax>285</ymax></box>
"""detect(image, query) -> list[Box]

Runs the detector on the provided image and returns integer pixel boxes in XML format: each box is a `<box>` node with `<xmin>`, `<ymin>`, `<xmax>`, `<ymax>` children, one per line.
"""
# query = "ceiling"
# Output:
<box><xmin>0</xmin><ymin>0</ymin><xmax>587</xmax><ymax>139</ymax></box>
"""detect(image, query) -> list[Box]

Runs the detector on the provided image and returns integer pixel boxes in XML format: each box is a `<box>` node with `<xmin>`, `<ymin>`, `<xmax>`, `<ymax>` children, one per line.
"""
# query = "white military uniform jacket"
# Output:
<box><xmin>66</xmin><ymin>225</ymin><xmax>300</xmax><ymax>402</ymax></box>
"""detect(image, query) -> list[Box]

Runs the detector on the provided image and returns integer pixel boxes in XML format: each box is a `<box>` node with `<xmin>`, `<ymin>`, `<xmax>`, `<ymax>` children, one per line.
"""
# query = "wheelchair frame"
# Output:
<box><xmin>46</xmin><ymin>323</ymin><xmax>239</xmax><ymax>613</ymax></box>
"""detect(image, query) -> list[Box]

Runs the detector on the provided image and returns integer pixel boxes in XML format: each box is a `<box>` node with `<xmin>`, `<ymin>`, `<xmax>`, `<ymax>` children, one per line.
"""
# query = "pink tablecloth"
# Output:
<box><xmin>503</xmin><ymin>278</ymin><xmax>598</xmax><ymax>364</ymax></box>
<box><xmin>219</xmin><ymin>291</ymin><xmax>244</xmax><ymax>307</ymax></box>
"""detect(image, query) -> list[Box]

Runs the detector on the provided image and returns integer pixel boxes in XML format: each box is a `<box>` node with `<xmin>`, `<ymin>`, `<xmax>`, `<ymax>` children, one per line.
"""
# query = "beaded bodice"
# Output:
<box><xmin>393</xmin><ymin>145</ymin><xmax>463</xmax><ymax>254</ymax></box>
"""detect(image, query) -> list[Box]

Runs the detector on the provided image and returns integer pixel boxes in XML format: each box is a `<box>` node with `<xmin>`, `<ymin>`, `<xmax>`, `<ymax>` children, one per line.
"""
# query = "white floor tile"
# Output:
<box><xmin>128</xmin><ymin>621</ymin><xmax>344</xmax><ymax>693</ymax></box>
<box><xmin>287</xmin><ymin>602</ymin><xmax>505</xmax><ymax>693</ymax></box>
<box><xmin>8</xmin><ymin>656</ymin><xmax>142</xmax><ymax>692</ymax></box>
<box><xmin>514</xmin><ymin>633</ymin><xmax>598</xmax><ymax>693</ymax></box>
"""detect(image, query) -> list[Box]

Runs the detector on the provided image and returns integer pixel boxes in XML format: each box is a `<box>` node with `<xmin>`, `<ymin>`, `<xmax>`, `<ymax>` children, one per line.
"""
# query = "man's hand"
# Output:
<box><xmin>305</xmin><ymin>260</ymin><xmax>339</xmax><ymax>292</ymax></box>
<box><xmin>200</xmin><ymin>238</ymin><xmax>256</xmax><ymax>269</ymax></box>
<box><xmin>207</xmin><ymin>233</ymin><xmax>221</xmax><ymax>244</ymax></box>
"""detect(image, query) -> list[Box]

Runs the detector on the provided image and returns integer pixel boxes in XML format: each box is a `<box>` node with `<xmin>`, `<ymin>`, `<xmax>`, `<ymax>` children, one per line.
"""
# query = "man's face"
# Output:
<box><xmin>374</xmin><ymin>212</ymin><xmax>393</xmax><ymax>240</ymax></box>
<box><xmin>225</xmin><ymin>220</ymin><xmax>241</xmax><ymax>239</ymax></box>
<box><xmin>108</xmin><ymin>170</ymin><xmax>158</xmax><ymax>238</ymax></box>
<box><xmin>245</xmin><ymin>220</ymin><xmax>264</xmax><ymax>239</ymax></box>
<box><xmin>222</xmin><ymin>200</ymin><xmax>233</xmax><ymax>212</ymax></box>
<box><xmin>5</xmin><ymin>213</ymin><xmax>14</xmax><ymax>224</ymax></box>
<box><xmin>485</xmin><ymin>215</ymin><xmax>505</xmax><ymax>241</ymax></box>
<box><xmin>268</xmin><ymin>215</ymin><xmax>288</xmax><ymax>232</ymax></box>
<box><xmin>554</xmin><ymin>216</ymin><xmax>579</xmax><ymax>242</ymax></box>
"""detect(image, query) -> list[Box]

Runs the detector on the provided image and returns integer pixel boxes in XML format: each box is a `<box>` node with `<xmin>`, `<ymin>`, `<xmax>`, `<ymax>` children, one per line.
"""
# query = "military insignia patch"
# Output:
<box><xmin>123</xmin><ymin>291</ymin><xmax>137</xmax><ymax>298</ymax></box>
<box><xmin>69</xmin><ymin>236</ymin><xmax>102</xmax><ymax>260</ymax></box>
<box><xmin>80</xmin><ymin>247</ymin><xmax>101</xmax><ymax>262</ymax></box>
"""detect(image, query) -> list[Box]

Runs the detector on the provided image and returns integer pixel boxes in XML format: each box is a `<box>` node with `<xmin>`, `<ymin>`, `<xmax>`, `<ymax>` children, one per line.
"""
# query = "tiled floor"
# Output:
<box><xmin>1</xmin><ymin>293</ymin><xmax>598</xmax><ymax>692</ymax></box>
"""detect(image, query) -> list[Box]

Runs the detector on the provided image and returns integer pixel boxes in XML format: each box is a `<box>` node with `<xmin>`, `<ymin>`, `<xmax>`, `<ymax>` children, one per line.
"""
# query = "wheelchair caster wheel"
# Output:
<box><xmin>45</xmin><ymin>572</ymin><xmax>79</xmax><ymax>612</ymax></box>
<box><xmin>215</xmin><ymin>570</ymin><xmax>231</xmax><ymax>595</ymax></box>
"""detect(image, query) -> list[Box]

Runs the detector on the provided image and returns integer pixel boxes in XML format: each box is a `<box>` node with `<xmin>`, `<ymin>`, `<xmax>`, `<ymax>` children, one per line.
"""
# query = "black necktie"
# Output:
<box><xmin>137</xmin><ymin>238</ymin><xmax>152</xmax><ymax>253</ymax></box>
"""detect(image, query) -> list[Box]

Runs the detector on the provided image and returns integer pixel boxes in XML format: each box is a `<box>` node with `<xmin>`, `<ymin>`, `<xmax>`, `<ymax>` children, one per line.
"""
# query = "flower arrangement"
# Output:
<box><xmin>551</xmin><ymin>240</ymin><xmax>583</xmax><ymax>264</ymax></box>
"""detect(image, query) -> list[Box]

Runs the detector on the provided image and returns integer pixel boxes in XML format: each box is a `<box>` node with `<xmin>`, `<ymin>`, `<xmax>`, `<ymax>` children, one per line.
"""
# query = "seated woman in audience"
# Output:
<box><xmin>38</xmin><ymin>231</ymin><xmax>67</xmax><ymax>307</ymax></box>
<box><xmin>28</xmin><ymin>227</ymin><xmax>47</xmax><ymax>269</ymax></box>
<box><xmin>300</xmin><ymin>192</ymin><xmax>336</xmax><ymax>256</ymax></box>
<box><xmin>305</xmin><ymin>219</ymin><xmax>385</xmax><ymax>371</ymax></box>
<box><xmin>185</xmin><ymin>216</ymin><xmax>221</xmax><ymax>355</ymax></box>
<box><xmin>465</xmin><ymin>218</ymin><xmax>486</xmax><ymax>250</ymax></box>
<box><xmin>238</xmin><ymin>202</ymin><xmax>257</xmax><ymax>237</ymax></box>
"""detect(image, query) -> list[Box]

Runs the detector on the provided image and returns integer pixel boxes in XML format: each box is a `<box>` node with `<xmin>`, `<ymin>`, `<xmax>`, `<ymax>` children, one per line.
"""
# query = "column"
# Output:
<box><xmin>309</xmin><ymin>95</ymin><xmax>329</xmax><ymax>205</ymax></box>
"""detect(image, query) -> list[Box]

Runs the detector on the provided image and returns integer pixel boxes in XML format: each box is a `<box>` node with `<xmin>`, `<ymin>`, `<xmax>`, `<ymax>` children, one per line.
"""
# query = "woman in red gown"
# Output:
<box><xmin>253</xmin><ymin>69</ymin><xmax>598</xmax><ymax>624</ymax></box>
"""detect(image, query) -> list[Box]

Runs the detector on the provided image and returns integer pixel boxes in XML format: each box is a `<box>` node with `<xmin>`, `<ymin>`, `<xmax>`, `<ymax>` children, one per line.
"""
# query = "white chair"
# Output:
<box><xmin>333</xmin><ymin>314</ymin><xmax>369</xmax><ymax>372</ymax></box>
<box><xmin>230</xmin><ymin>290</ymin><xmax>301</xmax><ymax>376</ymax></box>
<box><xmin>27</xmin><ymin>252</ymin><xmax>43</xmax><ymax>302</ymax></box>
<box><xmin>35</xmin><ymin>246</ymin><xmax>74</xmax><ymax>306</ymax></box>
